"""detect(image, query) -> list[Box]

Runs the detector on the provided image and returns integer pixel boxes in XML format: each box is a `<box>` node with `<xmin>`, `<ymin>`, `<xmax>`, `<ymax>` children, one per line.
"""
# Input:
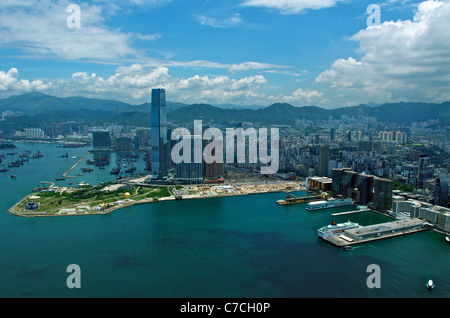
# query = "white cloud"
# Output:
<box><xmin>315</xmin><ymin>0</ymin><xmax>450</xmax><ymax>104</ymax></box>
<box><xmin>229</xmin><ymin>62</ymin><xmax>288</xmax><ymax>73</ymax></box>
<box><xmin>0</xmin><ymin>0</ymin><xmax>162</xmax><ymax>62</ymax></box>
<box><xmin>268</xmin><ymin>88</ymin><xmax>328</xmax><ymax>105</ymax></box>
<box><xmin>0</xmin><ymin>68</ymin><xmax>53</xmax><ymax>92</ymax></box>
<box><xmin>0</xmin><ymin>65</ymin><xmax>328</xmax><ymax>106</ymax></box>
<box><xmin>196</xmin><ymin>14</ymin><xmax>243</xmax><ymax>28</ymax></box>
<box><xmin>241</xmin><ymin>0</ymin><xmax>347</xmax><ymax>14</ymax></box>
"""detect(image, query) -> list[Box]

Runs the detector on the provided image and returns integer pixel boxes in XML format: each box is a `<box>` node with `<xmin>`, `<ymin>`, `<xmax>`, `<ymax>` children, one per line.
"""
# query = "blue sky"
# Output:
<box><xmin>1</xmin><ymin>0</ymin><xmax>449</xmax><ymax>108</ymax></box>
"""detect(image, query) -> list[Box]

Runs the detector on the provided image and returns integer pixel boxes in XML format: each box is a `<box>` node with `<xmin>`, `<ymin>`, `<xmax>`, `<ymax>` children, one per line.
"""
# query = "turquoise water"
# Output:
<box><xmin>0</xmin><ymin>142</ymin><xmax>449</xmax><ymax>298</ymax></box>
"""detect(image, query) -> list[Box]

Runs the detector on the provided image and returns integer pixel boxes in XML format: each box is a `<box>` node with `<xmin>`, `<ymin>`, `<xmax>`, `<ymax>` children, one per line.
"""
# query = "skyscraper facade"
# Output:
<box><xmin>151</xmin><ymin>88</ymin><xmax>169</xmax><ymax>179</ymax></box>
<box><xmin>434</xmin><ymin>173</ymin><xmax>449</xmax><ymax>208</ymax></box>
<box><xmin>318</xmin><ymin>144</ymin><xmax>329</xmax><ymax>177</ymax></box>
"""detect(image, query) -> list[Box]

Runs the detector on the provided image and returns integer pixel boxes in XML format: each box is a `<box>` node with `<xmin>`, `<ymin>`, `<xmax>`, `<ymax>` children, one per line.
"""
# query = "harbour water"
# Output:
<box><xmin>0</xmin><ymin>142</ymin><xmax>449</xmax><ymax>298</ymax></box>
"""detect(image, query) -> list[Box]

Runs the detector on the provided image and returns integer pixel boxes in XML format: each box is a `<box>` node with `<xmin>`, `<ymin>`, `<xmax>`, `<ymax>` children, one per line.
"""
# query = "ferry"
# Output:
<box><xmin>318</xmin><ymin>221</ymin><xmax>360</xmax><ymax>238</ymax></box>
<box><xmin>276</xmin><ymin>193</ymin><xmax>326</xmax><ymax>205</ymax></box>
<box><xmin>306</xmin><ymin>198</ymin><xmax>353</xmax><ymax>211</ymax></box>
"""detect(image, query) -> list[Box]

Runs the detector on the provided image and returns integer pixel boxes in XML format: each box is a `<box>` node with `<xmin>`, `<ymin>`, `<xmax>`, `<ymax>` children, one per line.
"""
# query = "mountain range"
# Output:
<box><xmin>1</xmin><ymin>92</ymin><xmax>449</xmax><ymax>127</ymax></box>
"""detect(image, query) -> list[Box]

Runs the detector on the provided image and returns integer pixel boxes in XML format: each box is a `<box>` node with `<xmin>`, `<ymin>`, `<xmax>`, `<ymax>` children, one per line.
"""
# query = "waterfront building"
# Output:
<box><xmin>92</xmin><ymin>130</ymin><xmax>111</xmax><ymax>151</ymax></box>
<box><xmin>25</xmin><ymin>128</ymin><xmax>44</xmax><ymax>139</ymax></box>
<box><xmin>373</xmin><ymin>178</ymin><xmax>393</xmax><ymax>211</ymax></box>
<box><xmin>115</xmin><ymin>137</ymin><xmax>134</xmax><ymax>152</ymax></box>
<box><xmin>203</xmin><ymin>139</ymin><xmax>224</xmax><ymax>180</ymax></box>
<box><xmin>151</xmin><ymin>88</ymin><xmax>169</xmax><ymax>180</ymax></box>
<box><xmin>134</xmin><ymin>128</ymin><xmax>150</xmax><ymax>148</ymax></box>
<box><xmin>2</xmin><ymin>122</ymin><xmax>14</xmax><ymax>138</ymax></box>
<box><xmin>434</xmin><ymin>173</ymin><xmax>449</xmax><ymax>208</ymax></box>
<box><xmin>175</xmin><ymin>134</ymin><xmax>203</xmax><ymax>184</ymax></box>
<box><xmin>25</xmin><ymin>201</ymin><xmax>39</xmax><ymax>210</ymax></box>
<box><xmin>308</xmin><ymin>176</ymin><xmax>332</xmax><ymax>191</ymax></box>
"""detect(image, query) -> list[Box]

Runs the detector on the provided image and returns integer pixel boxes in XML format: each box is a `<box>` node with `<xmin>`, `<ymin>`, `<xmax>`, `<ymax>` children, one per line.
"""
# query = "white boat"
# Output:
<box><xmin>307</xmin><ymin>198</ymin><xmax>353</xmax><ymax>211</ymax></box>
<box><xmin>426</xmin><ymin>279</ymin><xmax>434</xmax><ymax>290</ymax></box>
<box><xmin>445</xmin><ymin>236</ymin><xmax>450</xmax><ymax>243</ymax></box>
<box><xmin>318</xmin><ymin>221</ymin><xmax>360</xmax><ymax>238</ymax></box>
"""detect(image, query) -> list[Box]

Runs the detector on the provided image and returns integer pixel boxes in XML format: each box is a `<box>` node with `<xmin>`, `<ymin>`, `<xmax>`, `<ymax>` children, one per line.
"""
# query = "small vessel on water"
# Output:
<box><xmin>306</xmin><ymin>198</ymin><xmax>353</xmax><ymax>211</ymax></box>
<box><xmin>446</xmin><ymin>236</ymin><xmax>450</xmax><ymax>243</ymax></box>
<box><xmin>276</xmin><ymin>192</ymin><xmax>326</xmax><ymax>205</ymax></box>
<box><xmin>426</xmin><ymin>279</ymin><xmax>434</xmax><ymax>290</ymax></box>
<box><xmin>10</xmin><ymin>175</ymin><xmax>17</xmax><ymax>179</ymax></box>
<box><xmin>343</xmin><ymin>245</ymin><xmax>353</xmax><ymax>251</ymax></box>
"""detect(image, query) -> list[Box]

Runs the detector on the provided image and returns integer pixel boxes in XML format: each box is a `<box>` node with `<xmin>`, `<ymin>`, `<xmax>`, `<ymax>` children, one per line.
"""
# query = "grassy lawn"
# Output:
<box><xmin>17</xmin><ymin>184</ymin><xmax>173</xmax><ymax>214</ymax></box>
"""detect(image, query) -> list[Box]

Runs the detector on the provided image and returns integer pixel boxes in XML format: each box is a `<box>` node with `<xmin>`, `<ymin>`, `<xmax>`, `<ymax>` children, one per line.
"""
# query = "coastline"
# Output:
<box><xmin>8</xmin><ymin>178</ymin><xmax>305</xmax><ymax>218</ymax></box>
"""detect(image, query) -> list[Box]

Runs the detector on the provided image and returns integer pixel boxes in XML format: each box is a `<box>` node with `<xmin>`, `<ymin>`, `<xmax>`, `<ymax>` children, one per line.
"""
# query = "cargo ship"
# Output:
<box><xmin>306</xmin><ymin>198</ymin><xmax>353</xmax><ymax>211</ymax></box>
<box><xmin>318</xmin><ymin>221</ymin><xmax>360</xmax><ymax>238</ymax></box>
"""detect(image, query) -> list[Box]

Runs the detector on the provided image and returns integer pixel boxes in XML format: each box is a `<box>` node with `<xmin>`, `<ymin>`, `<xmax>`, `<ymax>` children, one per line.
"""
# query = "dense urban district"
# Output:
<box><xmin>1</xmin><ymin>90</ymin><xmax>450</xmax><ymax>241</ymax></box>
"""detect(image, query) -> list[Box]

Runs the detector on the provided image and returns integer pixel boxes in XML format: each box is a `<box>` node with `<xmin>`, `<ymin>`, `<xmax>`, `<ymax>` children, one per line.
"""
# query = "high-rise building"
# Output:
<box><xmin>175</xmin><ymin>134</ymin><xmax>203</xmax><ymax>184</ymax></box>
<box><xmin>115</xmin><ymin>137</ymin><xmax>133</xmax><ymax>152</ymax></box>
<box><xmin>92</xmin><ymin>131</ymin><xmax>111</xmax><ymax>151</ymax></box>
<box><xmin>373</xmin><ymin>178</ymin><xmax>393</xmax><ymax>211</ymax></box>
<box><xmin>203</xmin><ymin>139</ymin><xmax>224</xmax><ymax>180</ymax></box>
<box><xmin>318</xmin><ymin>144</ymin><xmax>329</xmax><ymax>177</ymax></box>
<box><xmin>329</xmin><ymin>128</ymin><xmax>335</xmax><ymax>141</ymax></box>
<box><xmin>2</xmin><ymin>122</ymin><xmax>14</xmax><ymax>138</ymax></box>
<box><xmin>434</xmin><ymin>174</ymin><xmax>449</xmax><ymax>208</ymax></box>
<box><xmin>151</xmin><ymin>88</ymin><xmax>169</xmax><ymax>179</ymax></box>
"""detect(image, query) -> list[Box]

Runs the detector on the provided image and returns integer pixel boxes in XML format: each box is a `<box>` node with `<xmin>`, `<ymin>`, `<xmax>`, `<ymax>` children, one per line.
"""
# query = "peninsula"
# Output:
<box><xmin>8</xmin><ymin>176</ymin><xmax>304</xmax><ymax>217</ymax></box>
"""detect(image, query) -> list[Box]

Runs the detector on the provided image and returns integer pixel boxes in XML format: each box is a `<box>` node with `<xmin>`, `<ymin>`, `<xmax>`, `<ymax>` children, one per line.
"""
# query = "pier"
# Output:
<box><xmin>321</xmin><ymin>218</ymin><xmax>430</xmax><ymax>247</ymax></box>
<box><xmin>63</xmin><ymin>156</ymin><xmax>85</xmax><ymax>178</ymax></box>
<box><xmin>331</xmin><ymin>208</ymin><xmax>371</xmax><ymax>216</ymax></box>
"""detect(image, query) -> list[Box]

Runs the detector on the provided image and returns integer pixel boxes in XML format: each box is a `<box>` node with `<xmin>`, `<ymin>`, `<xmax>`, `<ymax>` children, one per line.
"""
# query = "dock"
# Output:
<box><xmin>331</xmin><ymin>208</ymin><xmax>371</xmax><ymax>216</ymax></box>
<box><xmin>321</xmin><ymin>218</ymin><xmax>430</xmax><ymax>247</ymax></box>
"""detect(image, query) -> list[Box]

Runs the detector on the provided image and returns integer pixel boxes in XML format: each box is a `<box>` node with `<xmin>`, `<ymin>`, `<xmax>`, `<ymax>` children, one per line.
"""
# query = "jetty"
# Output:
<box><xmin>331</xmin><ymin>208</ymin><xmax>371</xmax><ymax>216</ymax></box>
<box><xmin>321</xmin><ymin>218</ymin><xmax>431</xmax><ymax>247</ymax></box>
<box><xmin>63</xmin><ymin>156</ymin><xmax>85</xmax><ymax>178</ymax></box>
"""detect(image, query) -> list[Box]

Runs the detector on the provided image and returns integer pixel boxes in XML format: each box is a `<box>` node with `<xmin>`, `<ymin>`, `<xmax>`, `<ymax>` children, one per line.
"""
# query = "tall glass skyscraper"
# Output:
<box><xmin>151</xmin><ymin>88</ymin><xmax>169</xmax><ymax>179</ymax></box>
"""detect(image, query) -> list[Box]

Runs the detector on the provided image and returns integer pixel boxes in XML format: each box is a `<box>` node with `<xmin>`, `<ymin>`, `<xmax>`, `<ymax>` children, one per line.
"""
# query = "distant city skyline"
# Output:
<box><xmin>1</xmin><ymin>0</ymin><xmax>450</xmax><ymax>108</ymax></box>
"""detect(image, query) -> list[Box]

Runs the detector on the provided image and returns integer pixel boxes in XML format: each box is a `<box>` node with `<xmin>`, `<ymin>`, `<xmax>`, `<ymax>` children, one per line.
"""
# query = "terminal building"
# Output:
<box><xmin>393</xmin><ymin>199</ymin><xmax>450</xmax><ymax>233</ymax></box>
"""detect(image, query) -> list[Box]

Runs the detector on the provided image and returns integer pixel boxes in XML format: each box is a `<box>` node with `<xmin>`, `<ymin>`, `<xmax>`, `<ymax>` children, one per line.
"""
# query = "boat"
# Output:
<box><xmin>110</xmin><ymin>167</ymin><xmax>121</xmax><ymax>175</ymax></box>
<box><xmin>81</xmin><ymin>167</ymin><xmax>93</xmax><ymax>172</ymax></box>
<box><xmin>343</xmin><ymin>245</ymin><xmax>353</xmax><ymax>251</ymax></box>
<box><xmin>276</xmin><ymin>193</ymin><xmax>326</xmax><ymax>205</ymax></box>
<box><xmin>11</xmin><ymin>175</ymin><xmax>16</xmax><ymax>179</ymax></box>
<box><xmin>445</xmin><ymin>236</ymin><xmax>450</xmax><ymax>243</ymax></box>
<box><xmin>125</xmin><ymin>166</ymin><xmax>136</xmax><ymax>173</ymax></box>
<box><xmin>426</xmin><ymin>280</ymin><xmax>434</xmax><ymax>290</ymax></box>
<box><xmin>306</xmin><ymin>198</ymin><xmax>353</xmax><ymax>211</ymax></box>
<box><xmin>318</xmin><ymin>221</ymin><xmax>360</xmax><ymax>238</ymax></box>
<box><xmin>55</xmin><ymin>178</ymin><xmax>66</xmax><ymax>181</ymax></box>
